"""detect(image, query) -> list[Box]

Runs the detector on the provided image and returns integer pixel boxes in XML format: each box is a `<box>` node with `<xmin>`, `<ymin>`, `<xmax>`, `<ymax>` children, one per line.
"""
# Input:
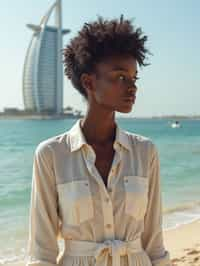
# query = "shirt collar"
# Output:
<box><xmin>68</xmin><ymin>118</ymin><xmax>131</xmax><ymax>152</ymax></box>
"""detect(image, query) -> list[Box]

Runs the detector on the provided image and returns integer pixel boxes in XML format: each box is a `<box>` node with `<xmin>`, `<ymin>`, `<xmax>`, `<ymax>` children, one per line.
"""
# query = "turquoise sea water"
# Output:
<box><xmin>0</xmin><ymin>117</ymin><xmax>200</xmax><ymax>264</ymax></box>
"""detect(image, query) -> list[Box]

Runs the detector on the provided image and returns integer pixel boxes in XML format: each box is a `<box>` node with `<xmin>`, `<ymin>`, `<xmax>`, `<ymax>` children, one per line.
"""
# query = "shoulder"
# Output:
<box><xmin>34</xmin><ymin>130</ymin><xmax>69</xmax><ymax>161</ymax></box>
<box><xmin>123</xmin><ymin>128</ymin><xmax>157</xmax><ymax>153</ymax></box>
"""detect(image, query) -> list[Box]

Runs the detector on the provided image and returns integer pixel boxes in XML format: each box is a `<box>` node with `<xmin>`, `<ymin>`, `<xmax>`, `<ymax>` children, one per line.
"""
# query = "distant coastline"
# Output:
<box><xmin>0</xmin><ymin>106</ymin><xmax>84</xmax><ymax>120</ymax></box>
<box><xmin>1</xmin><ymin>113</ymin><xmax>200</xmax><ymax>120</ymax></box>
<box><xmin>125</xmin><ymin>115</ymin><xmax>200</xmax><ymax>120</ymax></box>
<box><xmin>1</xmin><ymin>107</ymin><xmax>200</xmax><ymax>120</ymax></box>
<box><xmin>0</xmin><ymin>112</ymin><xmax>84</xmax><ymax>120</ymax></box>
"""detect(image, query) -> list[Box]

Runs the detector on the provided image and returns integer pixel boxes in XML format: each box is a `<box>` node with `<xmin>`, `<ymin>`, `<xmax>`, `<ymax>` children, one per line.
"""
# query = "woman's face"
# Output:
<box><xmin>82</xmin><ymin>54</ymin><xmax>138</xmax><ymax>113</ymax></box>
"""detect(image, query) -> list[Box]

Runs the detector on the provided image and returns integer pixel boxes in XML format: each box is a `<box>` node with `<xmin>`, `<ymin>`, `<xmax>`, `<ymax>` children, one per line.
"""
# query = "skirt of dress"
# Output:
<box><xmin>58</xmin><ymin>251</ymin><xmax>152</xmax><ymax>266</ymax></box>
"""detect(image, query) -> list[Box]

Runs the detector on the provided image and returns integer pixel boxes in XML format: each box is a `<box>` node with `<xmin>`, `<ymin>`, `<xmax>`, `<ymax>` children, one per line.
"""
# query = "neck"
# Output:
<box><xmin>80</xmin><ymin>108</ymin><xmax>116</xmax><ymax>145</ymax></box>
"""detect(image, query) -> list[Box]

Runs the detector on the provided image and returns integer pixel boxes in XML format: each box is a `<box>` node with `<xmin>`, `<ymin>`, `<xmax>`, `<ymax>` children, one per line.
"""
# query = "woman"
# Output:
<box><xmin>26</xmin><ymin>15</ymin><xmax>172</xmax><ymax>266</ymax></box>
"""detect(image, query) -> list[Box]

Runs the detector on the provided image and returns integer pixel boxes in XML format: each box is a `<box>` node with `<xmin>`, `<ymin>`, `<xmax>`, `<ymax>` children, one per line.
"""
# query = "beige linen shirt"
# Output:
<box><xmin>26</xmin><ymin>118</ymin><xmax>172</xmax><ymax>266</ymax></box>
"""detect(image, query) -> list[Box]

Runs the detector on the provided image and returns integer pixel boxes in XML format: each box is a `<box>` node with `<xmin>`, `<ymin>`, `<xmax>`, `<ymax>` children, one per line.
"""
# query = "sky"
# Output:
<box><xmin>0</xmin><ymin>0</ymin><xmax>199</xmax><ymax>117</ymax></box>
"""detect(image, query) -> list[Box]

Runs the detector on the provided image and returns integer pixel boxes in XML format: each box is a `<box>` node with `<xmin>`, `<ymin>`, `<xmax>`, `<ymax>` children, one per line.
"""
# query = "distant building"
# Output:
<box><xmin>23</xmin><ymin>0</ymin><xmax>70</xmax><ymax>114</ymax></box>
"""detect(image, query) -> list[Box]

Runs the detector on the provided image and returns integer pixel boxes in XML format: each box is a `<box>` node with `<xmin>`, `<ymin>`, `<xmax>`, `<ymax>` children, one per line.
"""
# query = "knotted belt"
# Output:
<box><xmin>64</xmin><ymin>237</ymin><xmax>143</xmax><ymax>266</ymax></box>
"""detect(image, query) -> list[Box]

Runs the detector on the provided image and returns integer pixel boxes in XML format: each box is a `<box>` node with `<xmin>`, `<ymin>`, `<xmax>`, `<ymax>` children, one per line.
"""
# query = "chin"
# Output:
<box><xmin>116</xmin><ymin>105</ymin><xmax>133</xmax><ymax>113</ymax></box>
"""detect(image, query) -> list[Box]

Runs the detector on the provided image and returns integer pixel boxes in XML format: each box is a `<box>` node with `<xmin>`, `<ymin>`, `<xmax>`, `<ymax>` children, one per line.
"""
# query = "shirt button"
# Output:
<box><xmin>107</xmin><ymin>188</ymin><xmax>112</xmax><ymax>193</ymax></box>
<box><xmin>105</xmin><ymin>197</ymin><xmax>110</xmax><ymax>203</ymax></box>
<box><xmin>106</xmin><ymin>224</ymin><xmax>112</xmax><ymax>229</ymax></box>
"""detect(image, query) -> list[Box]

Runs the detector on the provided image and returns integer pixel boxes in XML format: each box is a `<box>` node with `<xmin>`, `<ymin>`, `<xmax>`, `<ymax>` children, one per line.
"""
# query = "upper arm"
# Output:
<box><xmin>141</xmin><ymin>142</ymin><xmax>172</xmax><ymax>266</ymax></box>
<box><xmin>26</xmin><ymin>143</ymin><xmax>60</xmax><ymax>266</ymax></box>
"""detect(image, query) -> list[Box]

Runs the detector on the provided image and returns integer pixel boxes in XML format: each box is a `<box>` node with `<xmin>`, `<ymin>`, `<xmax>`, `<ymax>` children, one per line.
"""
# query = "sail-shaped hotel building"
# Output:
<box><xmin>23</xmin><ymin>0</ymin><xmax>70</xmax><ymax>114</ymax></box>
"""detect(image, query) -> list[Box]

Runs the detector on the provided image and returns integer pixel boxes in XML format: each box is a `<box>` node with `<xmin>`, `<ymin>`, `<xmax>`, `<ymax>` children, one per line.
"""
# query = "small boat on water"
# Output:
<box><xmin>171</xmin><ymin>120</ymin><xmax>181</xmax><ymax>128</ymax></box>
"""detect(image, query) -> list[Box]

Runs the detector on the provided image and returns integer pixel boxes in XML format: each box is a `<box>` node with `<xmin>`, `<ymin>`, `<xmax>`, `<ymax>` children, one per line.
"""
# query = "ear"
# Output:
<box><xmin>80</xmin><ymin>73</ymin><xmax>94</xmax><ymax>95</ymax></box>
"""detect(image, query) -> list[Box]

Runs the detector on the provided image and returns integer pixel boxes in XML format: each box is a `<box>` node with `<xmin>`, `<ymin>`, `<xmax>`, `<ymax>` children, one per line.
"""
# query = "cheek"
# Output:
<box><xmin>95</xmin><ymin>84</ymin><xmax>120</xmax><ymax>103</ymax></box>
<box><xmin>97</xmin><ymin>89</ymin><xmax>119</xmax><ymax>106</ymax></box>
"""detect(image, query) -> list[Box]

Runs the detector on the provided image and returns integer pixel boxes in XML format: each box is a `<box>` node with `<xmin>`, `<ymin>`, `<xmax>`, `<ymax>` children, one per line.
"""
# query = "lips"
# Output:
<box><xmin>123</xmin><ymin>95</ymin><xmax>136</xmax><ymax>102</ymax></box>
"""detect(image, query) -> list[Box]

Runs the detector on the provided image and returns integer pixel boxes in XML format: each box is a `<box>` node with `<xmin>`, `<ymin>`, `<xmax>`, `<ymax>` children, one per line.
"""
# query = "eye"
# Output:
<box><xmin>118</xmin><ymin>74</ymin><xmax>126</xmax><ymax>81</ymax></box>
<box><xmin>118</xmin><ymin>75</ymin><xmax>140</xmax><ymax>82</ymax></box>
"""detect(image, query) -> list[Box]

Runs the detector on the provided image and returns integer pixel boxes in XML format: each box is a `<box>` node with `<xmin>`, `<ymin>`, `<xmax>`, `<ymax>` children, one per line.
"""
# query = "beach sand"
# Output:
<box><xmin>5</xmin><ymin>219</ymin><xmax>200</xmax><ymax>266</ymax></box>
<box><xmin>164</xmin><ymin>218</ymin><xmax>200</xmax><ymax>265</ymax></box>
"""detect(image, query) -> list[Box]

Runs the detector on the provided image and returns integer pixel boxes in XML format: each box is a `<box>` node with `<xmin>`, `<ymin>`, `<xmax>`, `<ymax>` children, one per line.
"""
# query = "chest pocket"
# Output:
<box><xmin>57</xmin><ymin>179</ymin><xmax>94</xmax><ymax>226</ymax></box>
<box><xmin>124</xmin><ymin>175</ymin><xmax>149</xmax><ymax>221</ymax></box>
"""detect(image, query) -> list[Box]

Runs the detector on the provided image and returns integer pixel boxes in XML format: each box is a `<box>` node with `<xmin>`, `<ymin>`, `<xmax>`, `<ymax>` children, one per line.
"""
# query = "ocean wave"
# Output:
<box><xmin>163</xmin><ymin>200</ymin><xmax>200</xmax><ymax>214</ymax></box>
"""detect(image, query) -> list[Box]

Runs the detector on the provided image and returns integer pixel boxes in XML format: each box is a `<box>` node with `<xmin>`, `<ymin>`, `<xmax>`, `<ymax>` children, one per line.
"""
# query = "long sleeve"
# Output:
<box><xmin>25</xmin><ymin>143</ymin><xmax>60</xmax><ymax>266</ymax></box>
<box><xmin>141</xmin><ymin>143</ymin><xmax>172</xmax><ymax>266</ymax></box>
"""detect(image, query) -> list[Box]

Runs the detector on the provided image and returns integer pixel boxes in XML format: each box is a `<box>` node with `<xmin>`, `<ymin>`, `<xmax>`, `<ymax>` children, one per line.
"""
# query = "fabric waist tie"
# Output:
<box><xmin>64</xmin><ymin>238</ymin><xmax>143</xmax><ymax>266</ymax></box>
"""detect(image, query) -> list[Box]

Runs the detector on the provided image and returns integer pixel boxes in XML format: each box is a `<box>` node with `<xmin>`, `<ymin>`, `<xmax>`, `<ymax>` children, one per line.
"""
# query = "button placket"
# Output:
<box><xmin>100</xmin><ymin>188</ymin><xmax>115</xmax><ymax>239</ymax></box>
<box><xmin>83</xmin><ymin>143</ymin><xmax>116</xmax><ymax>239</ymax></box>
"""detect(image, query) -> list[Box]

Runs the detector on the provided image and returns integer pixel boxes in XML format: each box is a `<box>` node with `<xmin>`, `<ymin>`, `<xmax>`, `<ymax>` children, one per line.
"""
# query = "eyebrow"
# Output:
<box><xmin>109</xmin><ymin>67</ymin><xmax>138</xmax><ymax>76</ymax></box>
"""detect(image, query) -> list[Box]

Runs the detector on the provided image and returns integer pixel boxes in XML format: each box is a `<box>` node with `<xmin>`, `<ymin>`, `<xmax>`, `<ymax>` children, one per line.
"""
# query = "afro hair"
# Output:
<box><xmin>62</xmin><ymin>14</ymin><xmax>152</xmax><ymax>99</ymax></box>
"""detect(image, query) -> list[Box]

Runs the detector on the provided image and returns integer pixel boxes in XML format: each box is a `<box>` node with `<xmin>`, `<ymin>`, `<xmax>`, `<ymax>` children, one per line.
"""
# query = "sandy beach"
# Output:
<box><xmin>164</xmin><ymin>218</ymin><xmax>200</xmax><ymax>265</ymax></box>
